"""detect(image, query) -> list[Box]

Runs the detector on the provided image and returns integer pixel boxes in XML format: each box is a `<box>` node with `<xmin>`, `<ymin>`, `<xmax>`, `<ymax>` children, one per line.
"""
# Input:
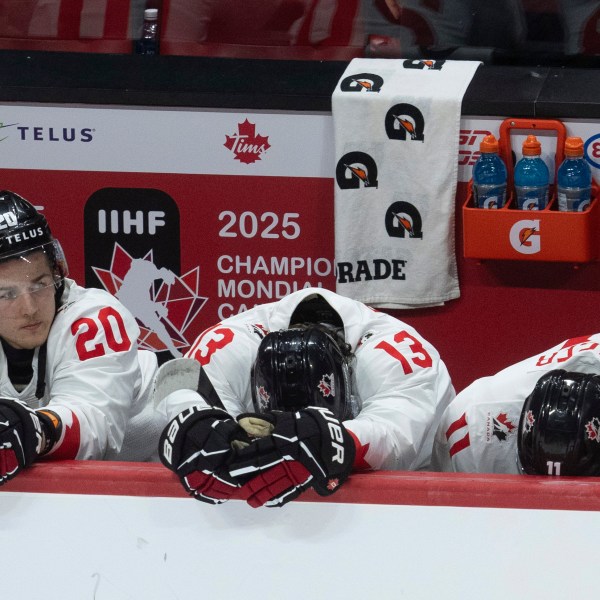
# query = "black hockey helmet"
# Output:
<box><xmin>517</xmin><ymin>369</ymin><xmax>600</xmax><ymax>476</ymax></box>
<box><xmin>251</xmin><ymin>326</ymin><xmax>357</xmax><ymax>421</ymax></box>
<box><xmin>0</xmin><ymin>190</ymin><xmax>68</xmax><ymax>282</ymax></box>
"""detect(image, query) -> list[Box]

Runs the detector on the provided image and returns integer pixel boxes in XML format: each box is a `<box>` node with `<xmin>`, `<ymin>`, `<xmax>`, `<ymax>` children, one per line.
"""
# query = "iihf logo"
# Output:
<box><xmin>339</xmin><ymin>72</ymin><xmax>384</xmax><ymax>93</ymax></box>
<box><xmin>385</xmin><ymin>104</ymin><xmax>425</xmax><ymax>141</ymax></box>
<box><xmin>336</xmin><ymin>151</ymin><xmax>378</xmax><ymax>189</ymax></box>
<box><xmin>385</xmin><ymin>201</ymin><xmax>423</xmax><ymax>239</ymax></box>
<box><xmin>92</xmin><ymin>244</ymin><xmax>207</xmax><ymax>358</ymax></box>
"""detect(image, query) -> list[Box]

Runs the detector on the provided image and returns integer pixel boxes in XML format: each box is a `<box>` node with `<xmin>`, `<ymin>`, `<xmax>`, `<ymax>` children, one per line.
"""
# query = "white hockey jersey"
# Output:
<box><xmin>432</xmin><ymin>334</ymin><xmax>600</xmax><ymax>474</ymax></box>
<box><xmin>0</xmin><ymin>278</ymin><xmax>159</xmax><ymax>461</ymax></box>
<box><xmin>161</xmin><ymin>287</ymin><xmax>455</xmax><ymax>471</ymax></box>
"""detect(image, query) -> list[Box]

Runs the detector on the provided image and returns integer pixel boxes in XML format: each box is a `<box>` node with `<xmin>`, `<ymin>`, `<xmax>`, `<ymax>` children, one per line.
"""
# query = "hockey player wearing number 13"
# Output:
<box><xmin>157</xmin><ymin>288</ymin><xmax>455</xmax><ymax>507</ymax></box>
<box><xmin>0</xmin><ymin>190</ymin><xmax>160</xmax><ymax>486</ymax></box>
<box><xmin>432</xmin><ymin>335</ymin><xmax>600</xmax><ymax>476</ymax></box>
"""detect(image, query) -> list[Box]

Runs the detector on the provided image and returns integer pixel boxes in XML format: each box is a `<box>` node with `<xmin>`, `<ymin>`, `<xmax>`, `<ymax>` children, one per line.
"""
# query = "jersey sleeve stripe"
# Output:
<box><xmin>445</xmin><ymin>412</ymin><xmax>468</xmax><ymax>440</ymax></box>
<box><xmin>449</xmin><ymin>432</ymin><xmax>470</xmax><ymax>458</ymax></box>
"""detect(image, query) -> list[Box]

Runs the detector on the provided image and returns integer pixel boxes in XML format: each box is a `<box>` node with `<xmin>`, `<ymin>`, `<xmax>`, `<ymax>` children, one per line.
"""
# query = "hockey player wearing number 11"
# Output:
<box><xmin>432</xmin><ymin>335</ymin><xmax>600</xmax><ymax>476</ymax></box>
<box><xmin>156</xmin><ymin>288</ymin><xmax>455</xmax><ymax>507</ymax></box>
<box><xmin>0</xmin><ymin>190</ymin><xmax>160</xmax><ymax>487</ymax></box>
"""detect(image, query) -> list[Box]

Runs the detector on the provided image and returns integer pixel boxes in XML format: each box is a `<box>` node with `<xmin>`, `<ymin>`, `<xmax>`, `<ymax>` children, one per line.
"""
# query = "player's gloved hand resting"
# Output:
<box><xmin>0</xmin><ymin>397</ymin><xmax>52</xmax><ymax>484</ymax></box>
<box><xmin>231</xmin><ymin>407</ymin><xmax>356</xmax><ymax>508</ymax></box>
<box><xmin>159</xmin><ymin>406</ymin><xmax>252</xmax><ymax>505</ymax></box>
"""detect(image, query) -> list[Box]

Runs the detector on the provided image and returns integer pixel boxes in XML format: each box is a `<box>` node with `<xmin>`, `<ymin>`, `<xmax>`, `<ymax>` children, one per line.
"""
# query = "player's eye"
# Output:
<box><xmin>29</xmin><ymin>282</ymin><xmax>47</xmax><ymax>293</ymax></box>
<box><xmin>0</xmin><ymin>289</ymin><xmax>18</xmax><ymax>301</ymax></box>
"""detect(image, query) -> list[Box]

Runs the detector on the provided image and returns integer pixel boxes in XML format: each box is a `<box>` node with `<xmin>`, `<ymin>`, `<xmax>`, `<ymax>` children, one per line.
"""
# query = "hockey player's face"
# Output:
<box><xmin>0</xmin><ymin>251</ymin><xmax>56</xmax><ymax>349</ymax></box>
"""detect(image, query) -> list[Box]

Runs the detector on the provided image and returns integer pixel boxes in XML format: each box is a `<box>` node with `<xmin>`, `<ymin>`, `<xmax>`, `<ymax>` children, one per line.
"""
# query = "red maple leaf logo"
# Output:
<box><xmin>525</xmin><ymin>410</ymin><xmax>535</xmax><ymax>432</ymax></box>
<box><xmin>317</xmin><ymin>373</ymin><xmax>335</xmax><ymax>397</ymax></box>
<box><xmin>224</xmin><ymin>119</ymin><xmax>271</xmax><ymax>164</ymax></box>
<box><xmin>585</xmin><ymin>417</ymin><xmax>600</xmax><ymax>442</ymax></box>
<box><xmin>496</xmin><ymin>412</ymin><xmax>516</xmax><ymax>432</ymax></box>
<box><xmin>492</xmin><ymin>411</ymin><xmax>517</xmax><ymax>442</ymax></box>
<box><xmin>326</xmin><ymin>478</ymin><xmax>340</xmax><ymax>491</ymax></box>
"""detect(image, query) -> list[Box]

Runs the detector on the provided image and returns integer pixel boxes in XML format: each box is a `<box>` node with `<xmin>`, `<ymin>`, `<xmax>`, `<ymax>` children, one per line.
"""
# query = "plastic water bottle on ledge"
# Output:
<box><xmin>514</xmin><ymin>135</ymin><xmax>550</xmax><ymax>210</ymax></box>
<box><xmin>135</xmin><ymin>8</ymin><xmax>159</xmax><ymax>55</ymax></box>
<box><xmin>557</xmin><ymin>136</ymin><xmax>592</xmax><ymax>212</ymax></box>
<box><xmin>472</xmin><ymin>134</ymin><xmax>507</xmax><ymax>208</ymax></box>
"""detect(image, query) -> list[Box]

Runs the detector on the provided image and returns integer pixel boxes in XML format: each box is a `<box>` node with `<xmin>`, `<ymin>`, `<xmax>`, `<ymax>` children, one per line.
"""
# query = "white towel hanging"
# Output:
<box><xmin>332</xmin><ymin>58</ymin><xmax>481</xmax><ymax>308</ymax></box>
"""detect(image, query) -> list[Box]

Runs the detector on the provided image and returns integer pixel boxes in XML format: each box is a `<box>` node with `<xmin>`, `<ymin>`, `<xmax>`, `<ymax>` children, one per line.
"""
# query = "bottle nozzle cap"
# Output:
<box><xmin>144</xmin><ymin>8</ymin><xmax>158</xmax><ymax>19</ymax></box>
<box><xmin>479</xmin><ymin>134</ymin><xmax>499</xmax><ymax>153</ymax></box>
<box><xmin>522</xmin><ymin>134</ymin><xmax>541</xmax><ymax>156</ymax></box>
<box><xmin>564</xmin><ymin>136</ymin><xmax>584</xmax><ymax>157</ymax></box>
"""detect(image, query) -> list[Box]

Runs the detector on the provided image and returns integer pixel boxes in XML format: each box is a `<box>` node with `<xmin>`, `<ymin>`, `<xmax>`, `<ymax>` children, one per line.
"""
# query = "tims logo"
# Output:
<box><xmin>224</xmin><ymin>119</ymin><xmax>271</xmax><ymax>164</ymax></box>
<box><xmin>339</xmin><ymin>72</ymin><xmax>384</xmax><ymax>93</ymax></box>
<box><xmin>385</xmin><ymin>104</ymin><xmax>425</xmax><ymax>142</ymax></box>
<box><xmin>336</xmin><ymin>152</ymin><xmax>378</xmax><ymax>189</ymax></box>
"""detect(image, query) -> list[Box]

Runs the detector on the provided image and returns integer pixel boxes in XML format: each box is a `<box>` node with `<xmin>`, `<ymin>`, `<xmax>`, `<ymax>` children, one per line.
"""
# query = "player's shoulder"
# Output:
<box><xmin>205</xmin><ymin>313</ymin><xmax>268</xmax><ymax>341</ymax></box>
<box><xmin>440</xmin><ymin>377</ymin><xmax>523</xmax><ymax>443</ymax></box>
<box><xmin>441</xmin><ymin>377</ymin><xmax>495</xmax><ymax>420</ymax></box>
<box><xmin>352</xmin><ymin>314</ymin><xmax>439</xmax><ymax>365</ymax></box>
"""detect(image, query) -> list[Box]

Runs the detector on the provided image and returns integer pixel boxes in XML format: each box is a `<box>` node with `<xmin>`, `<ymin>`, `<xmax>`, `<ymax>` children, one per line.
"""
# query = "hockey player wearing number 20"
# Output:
<box><xmin>432</xmin><ymin>335</ymin><xmax>600</xmax><ymax>476</ymax></box>
<box><xmin>0</xmin><ymin>190</ymin><xmax>160</xmax><ymax>486</ymax></box>
<box><xmin>157</xmin><ymin>288</ymin><xmax>455</xmax><ymax>507</ymax></box>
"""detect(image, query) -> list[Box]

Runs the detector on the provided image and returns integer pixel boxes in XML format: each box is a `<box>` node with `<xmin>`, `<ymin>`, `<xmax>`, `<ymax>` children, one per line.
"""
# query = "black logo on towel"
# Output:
<box><xmin>385</xmin><ymin>104</ymin><xmax>425</xmax><ymax>142</ymax></box>
<box><xmin>335</xmin><ymin>152</ymin><xmax>379</xmax><ymax>189</ymax></box>
<box><xmin>403</xmin><ymin>59</ymin><xmax>445</xmax><ymax>71</ymax></box>
<box><xmin>339</xmin><ymin>73</ymin><xmax>384</xmax><ymax>93</ymax></box>
<box><xmin>337</xmin><ymin>259</ymin><xmax>407</xmax><ymax>284</ymax></box>
<box><xmin>385</xmin><ymin>202</ymin><xmax>423</xmax><ymax>239</ymax></box>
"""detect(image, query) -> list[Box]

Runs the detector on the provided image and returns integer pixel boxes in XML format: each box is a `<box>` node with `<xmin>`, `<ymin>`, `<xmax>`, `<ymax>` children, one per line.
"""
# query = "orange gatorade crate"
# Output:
<box><xmin>463</xmin><ymin>118</ymin><xmax>600</xmax><ymax>262</ymax></box>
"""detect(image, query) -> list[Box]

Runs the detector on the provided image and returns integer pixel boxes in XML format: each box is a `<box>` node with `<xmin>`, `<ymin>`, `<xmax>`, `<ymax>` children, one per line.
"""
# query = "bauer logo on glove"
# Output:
<box><xmin>230</xmin><ymin>406</ymin><xmax>356</xmax><ymax>507</ymax></box>
<box><xmin>159</xmin><ymin>406</ymin><xmax>252</xmax><ymax>505</ymax></box>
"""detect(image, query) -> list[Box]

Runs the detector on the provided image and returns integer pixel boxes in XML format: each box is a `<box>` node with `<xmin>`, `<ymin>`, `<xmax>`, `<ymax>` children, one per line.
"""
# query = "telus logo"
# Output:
<box><xmin>16</xmin><ymin>126</ymin><xmax>94</xmax><ymax>142</ymax></box>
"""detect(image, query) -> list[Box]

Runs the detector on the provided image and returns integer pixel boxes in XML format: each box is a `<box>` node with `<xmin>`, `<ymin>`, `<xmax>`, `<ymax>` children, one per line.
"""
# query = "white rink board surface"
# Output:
<box><xmin>1</xmin><ymin>490</ymin><xmax>597</xmax><ymax>600</ymax></box>
<box><xmin>2</xmin><ymin>103</ymin><xmax>600</xmax><ymax>182</ymax></box>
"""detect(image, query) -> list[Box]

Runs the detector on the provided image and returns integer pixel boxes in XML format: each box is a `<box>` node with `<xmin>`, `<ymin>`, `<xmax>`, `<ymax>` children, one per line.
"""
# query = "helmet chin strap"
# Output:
<box><xmin>35</xmin><ymin>283</ymin><xmax>63</xmax><ymax>400</ymax></box>
<box><xmin>35</xmin><ymin>278</ymin><xmax>65</xmax><ymax>400</ymax></box>
<box><xmin>35</xmin><ymin>342</ymin><xmax>47</xmax><ymax>399</ymax></box>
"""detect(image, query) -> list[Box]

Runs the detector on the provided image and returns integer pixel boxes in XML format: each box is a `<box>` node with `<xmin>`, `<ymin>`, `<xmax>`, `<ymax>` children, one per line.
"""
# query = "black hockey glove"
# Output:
<box><xmin>0</xmin><ymin>398</ymin><xmax>55</xmax><ymax>485</ymax></box>
<box><xmin>231</xmin><ymin>407</ymin><xmax>356</xmax><ymax>508</ymax></box>
<box><xmin>159</xmin><ymin>406</ymin><xmax>251</xmax><ymax>505</ymax></box>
